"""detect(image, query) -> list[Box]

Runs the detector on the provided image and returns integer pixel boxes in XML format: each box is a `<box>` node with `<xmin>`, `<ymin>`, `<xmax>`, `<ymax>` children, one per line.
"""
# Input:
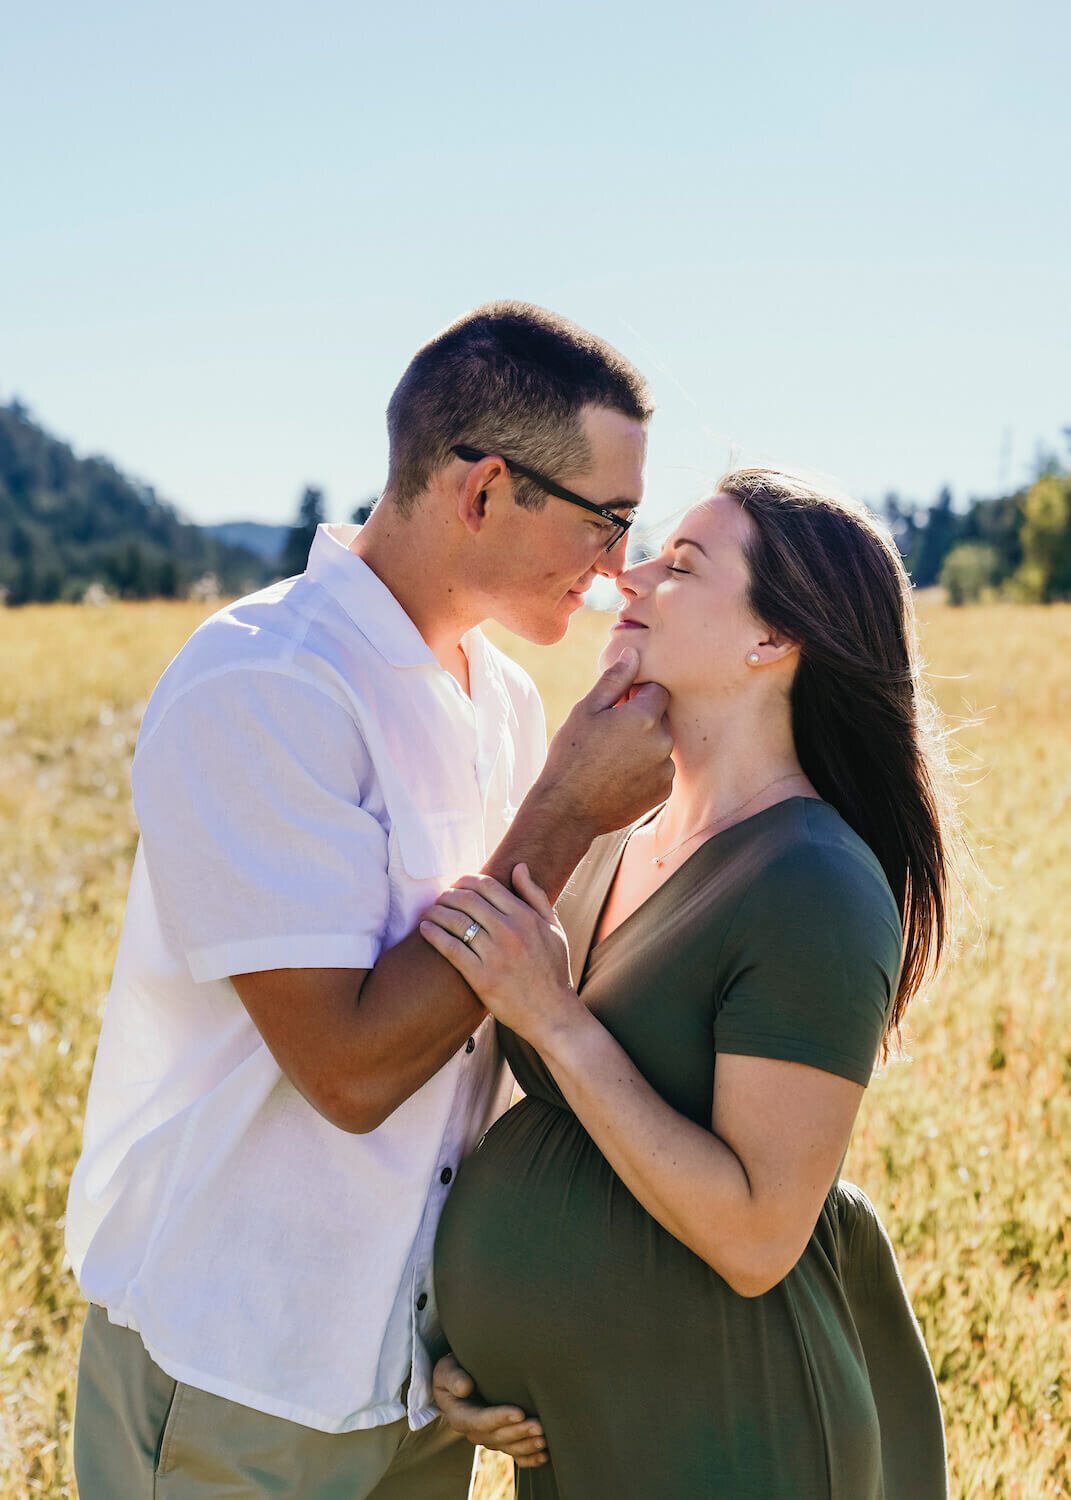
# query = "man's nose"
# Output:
<box><xmin>595</xmin><ymin>541</ymin><xmax>631</xmax><ymax>582</ymax></box>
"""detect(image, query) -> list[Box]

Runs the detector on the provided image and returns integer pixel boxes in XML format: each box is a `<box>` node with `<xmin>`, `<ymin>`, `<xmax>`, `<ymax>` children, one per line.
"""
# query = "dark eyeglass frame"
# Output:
<box><xmin>450</xmin><ymin>445</ymin><xmax>635</xmax><ymax>552</ymax></box>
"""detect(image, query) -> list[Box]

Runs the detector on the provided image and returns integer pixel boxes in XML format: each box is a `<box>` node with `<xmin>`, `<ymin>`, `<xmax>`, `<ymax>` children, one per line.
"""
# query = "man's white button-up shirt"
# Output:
<box><xmin>65</xmin><ymin>524</ymin><xmax>547</xmax><ymax>1434</ymax></box>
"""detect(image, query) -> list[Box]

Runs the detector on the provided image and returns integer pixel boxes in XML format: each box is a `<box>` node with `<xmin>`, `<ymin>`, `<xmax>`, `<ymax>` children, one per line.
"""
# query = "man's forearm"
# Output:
<box><xmin>483</xmin><ymin>782</ymin><xmax>598</xmax><ymax>902</ymax></box>
<box><xmin>350</xmin><ymin>786</ymin><xmax>598</xmax><ymax>1127</ymax></box>
<box><xmin>237</xmin><ymin>651</ymin><xmax>672</xmax><ymax>1134</ymax></box>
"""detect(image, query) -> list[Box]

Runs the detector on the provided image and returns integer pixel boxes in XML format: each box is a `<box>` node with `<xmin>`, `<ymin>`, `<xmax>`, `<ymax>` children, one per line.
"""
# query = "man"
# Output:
<box><xmin>67</xmin><ymin>301</ymin><xmax>673</xmax><ymax>1497</ymax></box>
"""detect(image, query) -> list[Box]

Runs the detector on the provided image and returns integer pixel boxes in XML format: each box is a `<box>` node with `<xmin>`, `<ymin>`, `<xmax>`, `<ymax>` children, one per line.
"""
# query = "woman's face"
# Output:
<box><xmin>601</xmin><ymin>493</ymin><xmax>773</xmax><ymax>700</ymax></box>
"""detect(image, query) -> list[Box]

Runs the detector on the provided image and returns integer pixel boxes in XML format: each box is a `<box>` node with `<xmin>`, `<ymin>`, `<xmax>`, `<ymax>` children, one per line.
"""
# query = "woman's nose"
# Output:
<box><xmin>615</xmin><ymin>559</ymin><xmax>651</xmax><ymax>598</ymax></box>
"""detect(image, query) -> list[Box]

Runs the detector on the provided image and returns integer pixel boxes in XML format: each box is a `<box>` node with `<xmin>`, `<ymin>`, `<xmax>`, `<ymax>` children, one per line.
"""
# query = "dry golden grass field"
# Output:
<box><xmin>1</xmin><ymin>598</ymin><xmax>1069</xmax><ymax>1497</ymax></box>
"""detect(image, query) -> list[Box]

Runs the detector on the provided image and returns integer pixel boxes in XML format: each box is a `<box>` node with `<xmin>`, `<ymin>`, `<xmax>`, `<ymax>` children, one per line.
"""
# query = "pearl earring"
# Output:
<box><xmin>748</xmin><ymin>651</ymin><xmax>760</xmax><ymax>664</ymax></box>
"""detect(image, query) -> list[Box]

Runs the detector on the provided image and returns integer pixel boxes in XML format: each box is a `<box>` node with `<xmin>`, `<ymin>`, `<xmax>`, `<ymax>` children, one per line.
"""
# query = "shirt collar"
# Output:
<box><xmin>462</xmin><ymin>623</ymin><xmax>512</xmax><ymax>738</ymax></box>
<box><xmin>305</xmin><ymin>524</ymin><xmax>438</xmax><ymax>669</ymax></box>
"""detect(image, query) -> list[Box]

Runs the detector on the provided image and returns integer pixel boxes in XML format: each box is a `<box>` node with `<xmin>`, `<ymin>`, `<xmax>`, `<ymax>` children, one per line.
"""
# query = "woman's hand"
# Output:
<box><xmin>432</xmin><ymin>1353</ymin><xmax>548</xmax><ymax>1469</ymax></box>
<box><xmin>419</xmin><ymin>864</ymin><xmax>583</xmax><ymax>1048</ymax></box>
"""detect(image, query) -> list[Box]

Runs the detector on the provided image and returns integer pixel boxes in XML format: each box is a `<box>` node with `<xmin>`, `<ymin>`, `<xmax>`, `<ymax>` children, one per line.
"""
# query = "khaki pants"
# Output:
<box><xmin>74</xmin><ymin>1305</ymin><xmax>476</xmax><ymax>1500</ymax></box>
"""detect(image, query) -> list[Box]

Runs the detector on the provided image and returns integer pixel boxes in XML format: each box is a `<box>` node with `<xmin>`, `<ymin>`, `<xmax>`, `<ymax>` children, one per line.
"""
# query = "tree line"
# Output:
<box><xmin>0</xmin><ymin>402</ymin><xmax>271</xmax><ymax>604</ymax></box>
<box><xmin>241</xmin><ymin>436</ymin><xmax>1071</xmax><ymax>610</ymax></box>
<box><xmin>2</xmin><ymin>396</ymin><xmax>1069</xmax><ymax>605</ymax></box>
<box><xmin>886</xmin><ymin>440</ymin><xmax>1071</xmax><ymax>604</ymax></box>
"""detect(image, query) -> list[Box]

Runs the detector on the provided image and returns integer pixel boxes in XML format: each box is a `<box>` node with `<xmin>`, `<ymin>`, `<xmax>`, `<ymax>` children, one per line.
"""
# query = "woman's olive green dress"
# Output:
<box><xmin>435</xmin><ymin>798</ymin><xmax>948</xmax><ymax>1498</ymax></box>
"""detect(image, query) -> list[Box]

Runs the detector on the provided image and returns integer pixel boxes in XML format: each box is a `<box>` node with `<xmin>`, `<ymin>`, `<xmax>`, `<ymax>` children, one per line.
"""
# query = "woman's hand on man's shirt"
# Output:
<box><xmin>432</xmin><ymin>1353</ymin><xmax>548</xmax><ymax>1469</ymax></box>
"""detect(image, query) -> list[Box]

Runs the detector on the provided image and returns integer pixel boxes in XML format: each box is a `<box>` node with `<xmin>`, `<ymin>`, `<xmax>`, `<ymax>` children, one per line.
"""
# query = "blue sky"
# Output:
<box><xmin>3</xmin><ymin>0</ymin><xmax>1068</xmax><ymax>530</ymax></box>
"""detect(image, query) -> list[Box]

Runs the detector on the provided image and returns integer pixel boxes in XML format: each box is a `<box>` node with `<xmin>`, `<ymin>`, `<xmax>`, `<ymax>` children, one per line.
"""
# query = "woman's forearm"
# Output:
<box><xmin>537</xmin><ymin>1004</ymin><xmax>785</xmax><ymax>1296</ymax></box>
<box><xmin>418</xmin><ymin>870</ymin><xmax>855</xmax><ymax>1296</ymax></box>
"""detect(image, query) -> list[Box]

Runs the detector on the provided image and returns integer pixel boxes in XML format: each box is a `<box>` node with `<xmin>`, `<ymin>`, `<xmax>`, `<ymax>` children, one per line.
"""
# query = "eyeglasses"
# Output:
<box><xmin>450</xmin><ymin>445</ymin><xmax>636</xmax><ymax>552</ymax></box>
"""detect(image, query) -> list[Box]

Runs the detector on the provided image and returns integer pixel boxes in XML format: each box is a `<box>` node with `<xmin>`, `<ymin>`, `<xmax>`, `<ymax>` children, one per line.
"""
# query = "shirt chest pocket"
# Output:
<box><xmin>388</xmin><ymin>807</ymin><xmax>485</xmax><ymax>885</ymax></box>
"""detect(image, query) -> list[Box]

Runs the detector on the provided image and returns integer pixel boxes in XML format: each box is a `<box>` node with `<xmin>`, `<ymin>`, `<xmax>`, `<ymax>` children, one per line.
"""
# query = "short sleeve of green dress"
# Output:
<box><xmin>434</xmin><ymin>798</ymin><xmax>948</xmax><ymax>1500</ymax></box>
<box><xmin>713</xmin><ymin>831</ymin><xmax>903</xmax><ymax>1086</ymax></box>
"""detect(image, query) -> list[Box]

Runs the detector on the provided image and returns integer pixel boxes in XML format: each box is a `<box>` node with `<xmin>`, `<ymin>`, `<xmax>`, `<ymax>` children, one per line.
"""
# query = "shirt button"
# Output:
<box><xmin>465</xmin><ymin>1037</ymin><xmax>475</xmax><ymax>1054</ymax></box>
<box><xmin>440</xmin><ymin>1167</ymin><xmax>453</xmax><ymax>1185</ymax></box>
<box><xmin>416</xmin><ymin>1293</ymin><xmax>428</xmax><ymax>1311</ymax></box>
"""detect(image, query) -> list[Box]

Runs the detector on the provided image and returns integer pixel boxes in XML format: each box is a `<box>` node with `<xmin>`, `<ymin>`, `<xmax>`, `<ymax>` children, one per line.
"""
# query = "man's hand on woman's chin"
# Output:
<box><xmin>432</xmin><ymin>1352</ymin><xmax>548</xmax><ymax>1469</ymax></box>
<box><xmin>536</xmin><ymin>647</ymin><xmax>674</xmax><ymax>839</ymax></box>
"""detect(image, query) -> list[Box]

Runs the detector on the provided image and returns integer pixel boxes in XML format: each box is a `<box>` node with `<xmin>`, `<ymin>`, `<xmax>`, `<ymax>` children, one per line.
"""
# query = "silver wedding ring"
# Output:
<box><xmin>460</xmin><ymin>920</ymin><xmax>482</xmax><ymax>949</ymax></box>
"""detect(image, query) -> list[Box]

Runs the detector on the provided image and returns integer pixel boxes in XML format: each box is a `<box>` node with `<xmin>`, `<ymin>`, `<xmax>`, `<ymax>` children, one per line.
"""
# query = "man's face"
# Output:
<box><xmin>485</xmin><ymin>405</ymin><xmax>648</xmax><ymax>645</ymax></box>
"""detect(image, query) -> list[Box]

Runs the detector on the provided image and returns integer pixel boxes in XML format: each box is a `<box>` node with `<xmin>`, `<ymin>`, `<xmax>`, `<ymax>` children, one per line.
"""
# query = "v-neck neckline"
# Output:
<box><xmin>578</xmin><ymin>796</ymin><xmax>829</xmax><ymax>985</ymax></box>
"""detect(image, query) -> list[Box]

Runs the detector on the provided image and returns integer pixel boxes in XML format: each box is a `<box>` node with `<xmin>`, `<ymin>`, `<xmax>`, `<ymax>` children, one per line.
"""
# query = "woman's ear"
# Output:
<box><xmin>746</xmin><ymin>631</ymin><xmax>799</xmax><ymax>667</ymax></box>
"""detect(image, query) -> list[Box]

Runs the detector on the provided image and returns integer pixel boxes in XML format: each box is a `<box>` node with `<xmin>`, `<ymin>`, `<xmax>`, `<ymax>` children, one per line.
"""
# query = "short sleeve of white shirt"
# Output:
<box><xmin>132</xmin><ymin>667</ymin><xmax>389</xmax><ymax>982</ymax></box>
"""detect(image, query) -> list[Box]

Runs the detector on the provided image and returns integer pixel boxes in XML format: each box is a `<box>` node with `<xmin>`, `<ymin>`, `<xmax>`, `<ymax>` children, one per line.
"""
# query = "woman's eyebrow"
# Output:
<box><xmin>671</xmin><ymin>538</ymin><xmax>709</xmax><ymax>557</ymax></box>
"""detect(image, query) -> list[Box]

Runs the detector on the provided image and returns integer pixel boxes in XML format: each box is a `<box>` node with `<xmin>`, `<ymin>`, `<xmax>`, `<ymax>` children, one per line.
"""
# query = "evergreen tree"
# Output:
<box><xmin>959</xmin><ymin>493</ymin><xmax>1024</xmax><ymax>578</ymax></box>
<box><xmin>9</xmin><ymin>521</ymin><xmax>36</xmax><ymax>605</ymax></box>
<box><xmin>882</xmin><ymin>493</ymin><xmax>920</xmax><ymax>562</ymax></box>
<box><xmin>351</xmin><ymin>495</ymin><xmax>378</xmax><ymax>526</ymax></box>
<box><xmin>907</xmin><ymin>487</ymin><xmax>960</xmax><ymax>586</ymax></box>
<box><xmin>281</xmin><ymin>486</ymin><xmax>325</xmax><ymax>576</ymax></box>
<box><xmin>158</xmin><ymin>557</ymin><xmax>179</xmax><ymax>598</ymax></box>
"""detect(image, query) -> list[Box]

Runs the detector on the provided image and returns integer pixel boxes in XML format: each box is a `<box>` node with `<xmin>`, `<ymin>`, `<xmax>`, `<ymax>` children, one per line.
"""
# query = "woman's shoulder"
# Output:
<box><xmin>731</xmin><ymin>799</ymin><xmax>902</xmax><ymax>954</ymax></box>
<box><xmin>715</xmin><ymin>802</ymin><xmax>904</xmax><ymax>1060</ymax></box>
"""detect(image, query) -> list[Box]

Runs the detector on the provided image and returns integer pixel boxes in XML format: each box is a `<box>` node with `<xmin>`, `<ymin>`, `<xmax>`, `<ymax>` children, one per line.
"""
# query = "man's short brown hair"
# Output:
<box><xmin>385</xmin><ymin>301</ymin><xmax>653</xmax><ymax>513</ymax></box>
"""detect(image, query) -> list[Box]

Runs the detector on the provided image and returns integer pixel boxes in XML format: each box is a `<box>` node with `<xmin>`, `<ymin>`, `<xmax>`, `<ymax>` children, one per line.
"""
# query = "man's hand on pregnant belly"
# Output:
<box><xmin>433</xmin><ymin>1353</ymin><xmax>548</xmax><ymax>1469</ymax></box>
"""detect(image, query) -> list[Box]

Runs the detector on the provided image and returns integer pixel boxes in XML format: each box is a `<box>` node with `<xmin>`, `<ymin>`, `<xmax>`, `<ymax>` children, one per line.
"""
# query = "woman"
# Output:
<box><xmin>420</xmin><ymin>470</ymin><xmax>954</xmax><ymax>1499</ymax></box>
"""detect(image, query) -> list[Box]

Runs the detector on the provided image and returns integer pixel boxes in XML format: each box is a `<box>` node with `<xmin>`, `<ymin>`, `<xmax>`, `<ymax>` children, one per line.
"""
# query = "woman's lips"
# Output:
<box><xmin>612</xmin><ymin>619</ymin><xmax>647</xmax><ymax>630</ymax></box>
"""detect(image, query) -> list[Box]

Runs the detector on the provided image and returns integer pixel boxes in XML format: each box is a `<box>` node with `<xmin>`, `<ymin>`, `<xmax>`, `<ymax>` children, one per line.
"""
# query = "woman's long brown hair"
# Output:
<box><xmin>719</xmin><ymin>468</ymin><xmax>960</xmax><ymax>1058</ymax></box>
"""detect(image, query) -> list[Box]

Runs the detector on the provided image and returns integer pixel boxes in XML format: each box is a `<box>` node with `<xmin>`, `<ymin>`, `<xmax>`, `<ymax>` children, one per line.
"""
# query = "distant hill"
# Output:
<box><xmin>0</xmin><ymin>401</ymin><xmax>273</xmax><ymax>604</ymax></box>
<box><xmin>204</xmin><ymin>521</ymin><xmax>289</xmax><ymax>565</ymax></box>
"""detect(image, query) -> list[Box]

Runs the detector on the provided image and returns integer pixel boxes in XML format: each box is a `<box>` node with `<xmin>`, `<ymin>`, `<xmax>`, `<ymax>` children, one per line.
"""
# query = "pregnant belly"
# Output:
<box><xmin>434</xmin><ymin>1098</ymin><xmax>884</xmax><ymax>1498</ymax></box>
<box><xmin>434</xmin><ymin>1094</ymin><xmax>732</xmax><ymax>1409</ymax></box>
<box><xmin>437</xmin><ymin>1096</ymin><xmax>632</xmax><ymax>1404</ymax></box>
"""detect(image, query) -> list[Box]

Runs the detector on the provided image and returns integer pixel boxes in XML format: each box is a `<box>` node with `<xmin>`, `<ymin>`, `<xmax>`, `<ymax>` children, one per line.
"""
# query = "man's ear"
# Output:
<box><xmin>456</xmin><ymin>455</ymin><xmax>510</xmax><ymax>536</ymax></box>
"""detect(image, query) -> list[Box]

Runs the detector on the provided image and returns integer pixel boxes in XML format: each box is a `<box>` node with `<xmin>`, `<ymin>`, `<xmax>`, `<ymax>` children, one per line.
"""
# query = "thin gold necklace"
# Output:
<box><xmin>640</xmin><ymin>773</ymin><xmax>808</xmax><ymax>868</ymax></box>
